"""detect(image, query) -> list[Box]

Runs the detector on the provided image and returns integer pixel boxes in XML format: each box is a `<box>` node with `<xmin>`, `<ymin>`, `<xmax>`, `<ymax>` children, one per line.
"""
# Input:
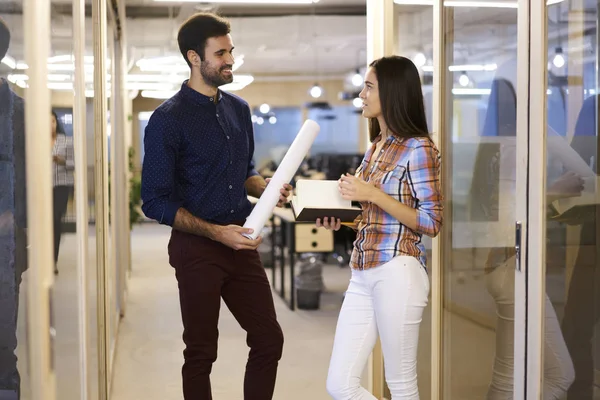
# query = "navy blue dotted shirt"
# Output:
<box><xmin>141</xmin><ymin>80</ymin><xmax>259</xmax><ymax>226</ymax></box>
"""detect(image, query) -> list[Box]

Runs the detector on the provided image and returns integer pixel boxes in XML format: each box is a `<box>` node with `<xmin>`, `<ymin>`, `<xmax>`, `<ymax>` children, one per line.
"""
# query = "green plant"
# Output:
<box><xmin>128</xmin><ymin>147</ymin><xmax>143</xmax><ymax>228</ymax></box>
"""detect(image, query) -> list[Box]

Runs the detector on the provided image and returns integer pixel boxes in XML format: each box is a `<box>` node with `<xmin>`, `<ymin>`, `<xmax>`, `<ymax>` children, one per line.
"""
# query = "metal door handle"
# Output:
<box><xmin>515</xmin><ymin>221</ymin><xmax>522</xmax><ymax>272</ymax></box>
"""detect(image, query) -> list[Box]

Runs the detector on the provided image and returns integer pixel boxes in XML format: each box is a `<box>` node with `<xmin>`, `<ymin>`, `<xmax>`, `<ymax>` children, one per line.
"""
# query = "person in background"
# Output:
<box><xmin>141</xmin><ymin>12</ymin><xmax>291</xmax><ymax>400</ymax></box>
<box><xmin>319</xmin><ymin>56</ymin><xmax>443</xmax><ymax>400</ymax></box>
<box><xmin>51</xmin><ymin>110</ymin><xmax>74</xmax><ymax>275</ymax></box>
<box><xmin>0</xmin><ymin>16</ymin><xmax>27</xmax><ymax>400</ymax></box>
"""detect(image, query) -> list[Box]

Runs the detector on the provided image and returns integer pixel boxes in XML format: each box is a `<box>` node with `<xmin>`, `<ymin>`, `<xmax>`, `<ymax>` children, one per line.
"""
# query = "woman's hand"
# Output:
<box><xmin>548</xmin><ymin>171</ymin><xmax>584</xmax><ymax>199</ymax></box>
<box><xmin>338</xmin><ymin>173</ymin><xmax>377</xmax><ymax>202</ymax></box>
<box><xmin>316</xmin><ymin>217</ymin><xmax>341</xmax><ymax>231</ymax></box>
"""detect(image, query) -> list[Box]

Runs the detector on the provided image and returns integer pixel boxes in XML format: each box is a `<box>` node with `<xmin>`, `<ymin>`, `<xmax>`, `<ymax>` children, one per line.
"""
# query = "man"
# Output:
<box><xmin>141</xmin><ymin>12</ymin><xmax>291</xmax><ymax>400</ymax></box>
<box><xmin>0</xmin><ymin>17</ymin><xmax>27</xmax><ymax>400</ymax></box>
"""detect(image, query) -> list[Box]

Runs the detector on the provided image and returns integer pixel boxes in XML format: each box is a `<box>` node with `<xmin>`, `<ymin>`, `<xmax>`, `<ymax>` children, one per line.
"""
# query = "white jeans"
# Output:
<box><xmin>326</xmin><ymin>256</ymin><xmax>430</xmax><ymax>400</ymax></box>
<box><xmin>486</xmin><ymin>258</ymin><xmax>575</xmax><ymax>399</ymax></box>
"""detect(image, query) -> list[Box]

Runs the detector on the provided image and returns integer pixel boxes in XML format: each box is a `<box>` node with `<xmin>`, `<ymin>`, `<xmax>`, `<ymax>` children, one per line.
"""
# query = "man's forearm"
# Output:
<box><xmin>173</xmin><ymin>208</ymin><xmax>219</xmax><ymax>239</ymax></box>
<box><xmin>245</xmin><ymin>175</ymin><xmax>267</xmax><ymax>198</ymax></box>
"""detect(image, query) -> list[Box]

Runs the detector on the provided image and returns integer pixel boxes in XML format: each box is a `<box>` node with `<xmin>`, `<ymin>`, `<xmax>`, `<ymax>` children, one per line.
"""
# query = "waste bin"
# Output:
<box><xmin>294</xmin><ymin>254</ymin><xmax>324</xmax><ymax>310</ymax></box>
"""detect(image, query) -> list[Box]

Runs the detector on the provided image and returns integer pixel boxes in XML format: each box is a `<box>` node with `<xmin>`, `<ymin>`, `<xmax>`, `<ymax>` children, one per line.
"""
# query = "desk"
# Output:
<box><xmin>269</xmin><ymin>207</ymin><xmax>334</xmax><ymax>310</ymax></box>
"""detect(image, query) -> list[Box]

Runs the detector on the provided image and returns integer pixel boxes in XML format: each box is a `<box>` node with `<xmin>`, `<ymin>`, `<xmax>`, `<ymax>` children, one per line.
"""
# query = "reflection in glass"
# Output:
<box><xmin>444</xmin><ymin>6</ymin><xmax>521</xmax><ymax>399</ymax></box>
<box><xmin>0</xmin><ymin>11</ymin><xmax>29</xmax><ymax>400</ymax></box>
<box><xmin>546</xmin><ymin>2</ymin><xmax>600</xmax><ymax>399</ymax></box>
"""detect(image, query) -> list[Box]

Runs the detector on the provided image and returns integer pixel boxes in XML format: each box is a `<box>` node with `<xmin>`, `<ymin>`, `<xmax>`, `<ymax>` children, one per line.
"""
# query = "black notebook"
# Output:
<box><xmin>290</xmin><ymin>179</ymin><xmax>362</xmax><ymax>223</ymax></box>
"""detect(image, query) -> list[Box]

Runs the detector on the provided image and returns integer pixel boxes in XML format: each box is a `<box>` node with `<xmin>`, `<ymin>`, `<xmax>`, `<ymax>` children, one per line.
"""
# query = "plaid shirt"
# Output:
<box><xmin>350</xmin><ymin>135</ymin><xmax>443</xmax><ymax>270</ymax></box>
<box><xmin>52</xmin><ymin>134</ymin><xmax>75</xmax><ymax>187</ymax></box>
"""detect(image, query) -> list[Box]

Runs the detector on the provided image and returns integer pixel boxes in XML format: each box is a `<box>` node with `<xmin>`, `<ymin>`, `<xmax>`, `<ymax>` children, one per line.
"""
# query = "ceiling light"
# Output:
<box><xmin>1</xmin><ymin>56</ymin><xmax>16</xmax><ymax>69</ymax></box>
<box><xmin>421</xmin><ymin>64</ymin><xmax>497</xmax><ymax>72</ymax></box>
<box><xmin>154</xmin><ymin>0</ymin><xmax>319</xmax><ymax>3</ymax></box>
<box><xmin>459</xmin><ymin>72</ymin><xmax>470</xmax><ymax>87</ymax></box>
<box><xmin>260</xmin><ymin>103</ymin><xmax>271</xmax><ymax>114</ymax></box>
<box><xmin>126</xmin><ymin>82</ymin><xmax>176</xmax><ymax>91</ymax></box>
<box><xmin>310</xmin><ymin>84</ymin><xmax>323</xmax><ymax>99</ymax></box>
<box><xmin>351</xmin><ymin>72</ymin><xmax>363</xmax><ymax>87</ymax></box>
<box><xmin>269</xmin><ymin>116</ymin><xmax>277</xmax><ymax>124</ymax></box>
<box><xmin>413</xmin><ymin>52</ymin><xmax>427</xmax><ymax>68</ymax></box>
<box><xmin>7</xmin><ymin>74</ymin><xmax>28</xmax><ymax>83</ymax></box>
<box><xmin>552</xmin><ymin>47</ymin><xmax>565</xmax><ymax>68</ymax></box>
<box><xmin>452</xmin><ymin>88</ymin><xmax>490</xmax><ymax>96</ymax></box>
<box><xmin>394</xmin><ymin>0</ymin><xmax>563</xmax><ymax>7</ymax></box>
<box><xmin>352</xmin><ymin>98</ymin><xmax>363</xmax><ymax>108</ymax></box>
<box><xmin>257</xmin><ymin>117</ymin><xmax>265</xmax><ymax>125</ymax></box>
<box><xmin>136</xmin><ymin>54</ymin><xmax>244</xmax><ymax>73</ymax></box>
<box><xmin>141</xmin><ymin>90</ymin><xmax>177</xmax><ymax>99</ymax></box>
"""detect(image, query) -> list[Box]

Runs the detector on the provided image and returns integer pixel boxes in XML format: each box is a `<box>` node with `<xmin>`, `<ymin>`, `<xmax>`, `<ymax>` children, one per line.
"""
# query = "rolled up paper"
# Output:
<box><xmin>243</xmin><ymin>119</ymin><xmax>321</xmax><ymax>239</ymax></box>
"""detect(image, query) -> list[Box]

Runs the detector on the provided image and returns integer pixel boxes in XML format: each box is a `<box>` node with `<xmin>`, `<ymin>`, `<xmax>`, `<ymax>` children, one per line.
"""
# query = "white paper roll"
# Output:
<box><xmin>243</xmin><ymin>119</ymin><xmax>321</xmax><ymax>239</ymax></box>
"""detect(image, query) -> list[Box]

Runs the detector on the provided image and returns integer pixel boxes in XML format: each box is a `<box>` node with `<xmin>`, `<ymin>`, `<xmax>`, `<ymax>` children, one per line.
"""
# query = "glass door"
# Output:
<box><xmin>435</xmin><ymin>0</ymin><xmax>531</xmax><ymax>397</ymax></box>
<box><xmin>537</xmin><ymin>0</ymin><xmax>600</xmax><ymax>398</ymax></box>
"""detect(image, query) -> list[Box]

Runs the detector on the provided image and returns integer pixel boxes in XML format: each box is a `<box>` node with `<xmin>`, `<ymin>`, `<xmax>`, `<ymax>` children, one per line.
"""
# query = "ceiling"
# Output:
<box><xmin>0</xmin><ymin>0</ymin><xmax>597</xmax><ymax>97</ymax></box>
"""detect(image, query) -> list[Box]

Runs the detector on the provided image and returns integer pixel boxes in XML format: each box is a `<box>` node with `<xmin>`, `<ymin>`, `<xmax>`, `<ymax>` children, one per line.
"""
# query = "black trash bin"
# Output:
<box><xmin>294</xmin><ymin>254</ymin><xmax>324</xmax><ymax>310</ymax></box>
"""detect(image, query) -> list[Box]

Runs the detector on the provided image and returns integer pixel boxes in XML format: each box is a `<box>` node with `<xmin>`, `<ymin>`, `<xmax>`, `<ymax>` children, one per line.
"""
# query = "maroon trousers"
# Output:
<box><xmin>168</xmin><ymin>229</ymin><xmax>284</xmax><ymax>400</ymax></box>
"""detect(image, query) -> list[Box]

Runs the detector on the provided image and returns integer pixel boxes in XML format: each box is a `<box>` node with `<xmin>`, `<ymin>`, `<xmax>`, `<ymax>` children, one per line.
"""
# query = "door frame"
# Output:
<box><xmin>525</xmin><ymin>0</ymin><xmax>549</xmax><ymax>397</ymax></box>
<box><xmin>23</xmin><ymin>0</ymin><xmax>55</xmax><ymax>398</ymax></box>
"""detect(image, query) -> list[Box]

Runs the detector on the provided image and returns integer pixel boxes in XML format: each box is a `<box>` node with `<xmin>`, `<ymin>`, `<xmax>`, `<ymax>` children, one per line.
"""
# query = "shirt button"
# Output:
<box><xmin>227</xmin><ymin>136</ymin><xmax>230</xmax><ymax>139</ymax></box>
<box><xmin>230</xmin><ymin>161</ymin><xmax>233</xmax><ymax>164</ymax></box>
<box><xmin>230</xmin><ymin>210</ymin><xmax>234</xmax><ymax>214</ymax></box>
<box><xmin>229</xmin><ymin>185</ymin><xmax>232</xmax><ymax>189</ymax></box>
<box><xmin>210</xmin><ymin>97</ymin><xmax>214</xmax><ymax>101</ymax></box>
<box><xmin>216</xmin><ymin>113</ymin><xmax>219</xmax><ymax>117</ymax></box>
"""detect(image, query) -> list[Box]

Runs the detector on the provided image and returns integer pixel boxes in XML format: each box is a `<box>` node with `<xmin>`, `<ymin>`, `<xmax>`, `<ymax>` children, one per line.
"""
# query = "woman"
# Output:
<box><xmin>51</xmin><ymin>110</ymin><xmax>74</xmax><ymax>275</ymax></box>
<box><xmin>319</xmin><ymin>56</ymin><xmax>443</xmax><ymax>400</ymax></box>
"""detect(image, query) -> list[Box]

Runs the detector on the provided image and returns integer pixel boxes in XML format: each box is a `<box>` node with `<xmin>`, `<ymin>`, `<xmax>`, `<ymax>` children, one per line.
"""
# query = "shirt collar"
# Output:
<box><xmin>180</xmin><ymin>79</ymin><xmax>223</xmax><ymax>105</ymax></box>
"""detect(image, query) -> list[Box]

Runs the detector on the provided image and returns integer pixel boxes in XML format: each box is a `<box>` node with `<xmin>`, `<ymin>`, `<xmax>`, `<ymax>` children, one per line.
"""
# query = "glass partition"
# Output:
<box><xmin>393</xmin><ymin>4</ymin><xmax>435</xmax><ymax>398</ymax></box>
<box><xmin>1</xmin><ymin>2</ymin><xmax>33</xmax><ymax>398</ymax></box>
<box><xmin>544</xmin><ymin>0</ymin><xmax>599</xmax><ymax>398</ymax></box>
<box><xmin>441</xmin><ymin>4</ymin><xmax>523</xmax><ymax>398</ymax></box>
<box><xmin>3</xmin><ymin>0</ymin><xmax>55</xmax><ymax>398</ymax></box>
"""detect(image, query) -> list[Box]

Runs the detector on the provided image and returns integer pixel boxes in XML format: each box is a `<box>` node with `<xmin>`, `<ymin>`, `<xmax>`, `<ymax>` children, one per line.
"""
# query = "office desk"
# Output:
<box><xmin>270</xmin><ymin>207</ymin><xmax>334</xmax><ymax>310</ymax></box>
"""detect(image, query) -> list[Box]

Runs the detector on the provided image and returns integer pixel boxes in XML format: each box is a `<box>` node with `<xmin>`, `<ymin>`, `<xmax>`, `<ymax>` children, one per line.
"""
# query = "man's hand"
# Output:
<box><xmin>265</xmin><ymin>178</ymin><xmax>293</xmax><ymax>208</ymax></box>
<box><xmin>212</xmin><ymin>225</ymin><xmax>262</xmax><ymax>250</ymax></box>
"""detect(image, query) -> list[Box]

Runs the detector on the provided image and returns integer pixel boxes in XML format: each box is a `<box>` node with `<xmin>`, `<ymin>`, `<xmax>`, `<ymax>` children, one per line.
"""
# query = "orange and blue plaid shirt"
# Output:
<box><xmin>350</xmin><ymin>135</ymin><xmax>443</xmax><ymax>271</ymax></box>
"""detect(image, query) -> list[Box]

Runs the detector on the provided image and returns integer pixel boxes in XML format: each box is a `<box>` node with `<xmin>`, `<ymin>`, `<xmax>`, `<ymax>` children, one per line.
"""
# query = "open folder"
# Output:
<box><xmin>290</xmin><ymin>179</ymin><xmax>362</xmax><ymax>222</ymax></box>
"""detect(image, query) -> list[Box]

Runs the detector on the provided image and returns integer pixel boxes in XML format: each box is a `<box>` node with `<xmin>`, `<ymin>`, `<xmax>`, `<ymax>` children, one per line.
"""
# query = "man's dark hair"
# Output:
<box><xmin>177</xmin><ymin>12</ymin><xmax>231</xmax><ymax>67</ymax></box>
<box><xmin>368</xmin><ymin>56</ymin><xmax>430</xmax><ymax>142</ymax></box>
<box><xmin>0</xmin><ymin>17</ymin><xmax>10</xmax><ymax>61</ymax></box>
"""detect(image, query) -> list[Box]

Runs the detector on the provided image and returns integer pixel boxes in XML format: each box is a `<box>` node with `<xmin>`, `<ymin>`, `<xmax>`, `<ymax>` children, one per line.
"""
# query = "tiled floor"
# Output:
<box><xmin>14</xmin><ymin>223</ymin><xmax>599</xmax><ymax>399</ymax></box>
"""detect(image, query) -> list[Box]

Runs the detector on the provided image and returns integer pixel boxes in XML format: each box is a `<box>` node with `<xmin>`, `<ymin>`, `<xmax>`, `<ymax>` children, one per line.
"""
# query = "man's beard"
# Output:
<box><xmin>201</xmin><ymin>63</ymin><xmax>234</xmax><ymax>88</ymax></box>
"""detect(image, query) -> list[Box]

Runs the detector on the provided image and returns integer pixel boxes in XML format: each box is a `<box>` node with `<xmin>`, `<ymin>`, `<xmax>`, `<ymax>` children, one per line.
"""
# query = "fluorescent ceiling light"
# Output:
<box><xmin>126</xmin><ymin>82</ymin><xmax>175</xmax><ymax>91</ymax></box>
<box><xmin>7</xmin><ymin>74</ymin><xmax>28</xmax><ymax>83</ymax></box>
<box><xmin>452</xmin><ymin>88</ymin><xmax>491</xmax><ymax>95</ymax></box>
<box><xmin>421</xmin><ymin>64</ymin><xmax>497</xmax><ymax>72</ymax></box>
<box><xmin>1</xmin><ymin>56</ymin><xmax>16</xmax><ymax>69</ymax></box>
<box><xmin>154</xmin><ymin>0</ymin><xmax>318</xmax><ymax>3</ymax></box>
<box><xmin>141</xmin><ymin>90</ymin><xmax>177</xmax><ymax>99</ymax></box>
<box><xmin>394</xmin><ymin>0</ymin><xmax>563</xmax><ymax>7</ymax></box>
<box><xmin>127</xmin><ymin>74</ymin><xmax>185</xmax><ymax>83</ymax></box>
<box><xmin>136</xmin><ymin>54</ymin><xmax>244</xmax><ymax>73</ymax></box>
